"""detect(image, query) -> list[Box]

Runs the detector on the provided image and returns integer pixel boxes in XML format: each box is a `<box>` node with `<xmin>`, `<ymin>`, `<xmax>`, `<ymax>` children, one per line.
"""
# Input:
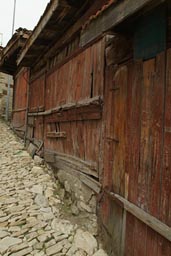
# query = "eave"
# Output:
<box><xmin>80</xmin><ymin>0</ymin><xmax>166</xmax><ymax>47</ymax></box>
<box><xmin>17</xmin><ymin>0</ymin><xmax>94</xmax><ymax>67</ymax></box>
<box><xmin>0</xmin><ymin>29</ymin><xmax>31</xmax><ymax>75</ymax></box>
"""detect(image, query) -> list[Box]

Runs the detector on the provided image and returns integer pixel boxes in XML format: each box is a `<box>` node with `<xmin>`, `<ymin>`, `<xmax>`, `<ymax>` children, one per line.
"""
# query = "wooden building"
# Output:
<box><xmin>0</xmin><ymin>28</ymin><xmax>31</xmax><ymax>136</ymax></box>
<box><xmin>1</xmin><ymin>0</ymin><xmax>171</xmax><ymax>255</ymax></box>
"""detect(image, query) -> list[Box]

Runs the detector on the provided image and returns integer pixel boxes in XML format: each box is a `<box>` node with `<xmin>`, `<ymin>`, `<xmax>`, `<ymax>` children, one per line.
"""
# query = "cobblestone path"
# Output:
<box><xmin>0</xmin><ymin>120</ymin><xmax>107</xmax><ymax>256</ymax></box>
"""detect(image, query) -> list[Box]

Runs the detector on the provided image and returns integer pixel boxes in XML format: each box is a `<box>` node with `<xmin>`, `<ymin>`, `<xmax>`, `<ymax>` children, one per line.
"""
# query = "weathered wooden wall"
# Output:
<box><xmin>100</xmin><ymin>48</ymin><xmax>171</xmax><ymax>255</ymax></box>
<box><xmin>29</xmin><ymin>74</ymin><xmax>45</xmax><ymax>113</ymax></box>
<box><xmin>12</xmin><ymin>68</ymin><xmax>29</xmax><ymax>137</ymax></box>
<box><xmin>22</xmin><ymin>2</ymin><xmax>171</xmax><ymax>255</ymax></box>
<box><xmin>27</xmin><ymin>39</ymin><xmax>105</xmax><ymax>178</ymax></box>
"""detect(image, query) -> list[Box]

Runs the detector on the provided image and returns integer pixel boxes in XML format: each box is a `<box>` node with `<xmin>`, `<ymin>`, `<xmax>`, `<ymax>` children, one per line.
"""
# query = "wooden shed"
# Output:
<box><xmin>2</xmin><ymin>0</ymin><xmax>171</xmax><ymax>255</ymax></box>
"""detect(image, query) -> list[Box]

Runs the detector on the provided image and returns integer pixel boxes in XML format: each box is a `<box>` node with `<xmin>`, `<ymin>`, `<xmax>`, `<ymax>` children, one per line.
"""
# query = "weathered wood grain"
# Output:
<box><xmin>44</xmin><ymin>150</ymin><xmax>98</xmax><ymax>178</ymax></box>
<box><xmin>112</xmin><ymin>65</ymin><xmax>128</xmax><ymax>197</ymax></box>
<box><xmin>138</xmin><ymin>58</ymin><xmax>155</xmax><ymax>211</ymax></box>
<box><xmin>102</xmin><ymin>65</ymin><xmax>116</xmax><ymax>189</ymax></box>
<box><xmin>44</xmin><ymin>150</ymin><xmax>101</xmax><ymax>193</ymax></box>
<box><xmin>29</xmin><ymin>74</ymin><xmax>45</xmax><ymax>112</ymax></box>
<box><xmin>12</xmin><ymin>68</ymin><xmax>29</xmax><ymax>138</ymax></box>
<box><xmin>148</xmin><ymin>53</ymin><xmax>165</xmax><ymax>218</ymax></box>
<box><xmin>107</xmin><ymin>192</ymin><xmax>171</xmax><ymax>242</ymax></box>
<box><xmin>125</xmin><ymin>213</ymin><xmax>136</xmax><ymax>256</ymax></box>
<box><xmin>160</xmin><ymin>49</ymin><xmax>171</xmax><ymax>227</ymax></box>
<box><xmin>127</xmin><ymin>61</ymin><xmax>142</xmax><ymax>205</ymax></box>
<box><xmin>28</xmin><ymin>96</ymin><xmax>103</xmax><ymax>116</ymax></box>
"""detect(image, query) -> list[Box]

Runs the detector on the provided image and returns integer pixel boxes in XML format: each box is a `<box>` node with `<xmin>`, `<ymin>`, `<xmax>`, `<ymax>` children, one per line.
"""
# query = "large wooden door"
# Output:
<box><xmin>101</xmin><ymin>51</ymin><xmax>171</xmax><ymax>255</ymax></box>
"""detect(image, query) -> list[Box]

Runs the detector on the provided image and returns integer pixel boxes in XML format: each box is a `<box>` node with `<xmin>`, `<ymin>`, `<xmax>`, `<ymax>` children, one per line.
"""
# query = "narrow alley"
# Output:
<box><xmin>0</xmin><ymin>120</ymin><xmax>107</xmax><ymax>256</ymax></box>
<box><xmin>0</xmin><ymin>1</ymin><xmax>171</xmax><ymax>255</ymax></box>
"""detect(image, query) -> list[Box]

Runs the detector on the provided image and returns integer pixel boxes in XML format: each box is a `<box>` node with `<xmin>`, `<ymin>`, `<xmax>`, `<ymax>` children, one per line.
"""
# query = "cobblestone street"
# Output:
<box><xmin>0</xmin><ymin>120</ymin><xmax>107</xmax><ymax>256</ymax></box>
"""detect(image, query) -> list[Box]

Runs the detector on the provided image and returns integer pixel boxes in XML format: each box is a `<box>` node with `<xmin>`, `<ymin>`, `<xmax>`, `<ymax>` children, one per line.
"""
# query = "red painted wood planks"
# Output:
<box><xmin>112</xmin><ymin>65</ymin><xmax>128</xmax><ymax>197</ymax></box>
<box><xmin>160</xmin><ymin>49</ymin><xmax>171</xmax><ymax>227</ymax></box>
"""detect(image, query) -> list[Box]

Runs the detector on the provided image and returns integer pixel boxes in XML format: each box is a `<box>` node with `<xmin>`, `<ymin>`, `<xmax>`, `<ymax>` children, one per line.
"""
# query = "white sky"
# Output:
<box><xmin>0</xmin><ymin>0</ymin><xmax>50</xmax><ymax>46</ymax></box>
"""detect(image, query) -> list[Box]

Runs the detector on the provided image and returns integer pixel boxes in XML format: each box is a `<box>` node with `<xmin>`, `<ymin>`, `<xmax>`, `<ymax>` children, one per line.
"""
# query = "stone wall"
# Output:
<box><xmin>56</xmin><ymin>170</ymin><xmax>97</xmax><ymax>216</ymax></box>
<box><xmin>0</xmin><ymin>73</ymin><xmax>13</xmax><ymax>119</ymax></box>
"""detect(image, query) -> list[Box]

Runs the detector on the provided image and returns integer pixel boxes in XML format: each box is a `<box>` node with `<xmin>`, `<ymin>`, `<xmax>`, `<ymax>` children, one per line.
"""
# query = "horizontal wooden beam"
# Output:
<box><xmin>12</xmin><ymin>107</ymin><xmax>27</xmax><ymax>113</ymax></box>
<box><xmin>80</xmin><ymin>0</ymin><xmax>164</xmax><ymax>47</ymax></box>
<box><xmin>44</xmin><ymin>150</ymin><xmax>98</xmax><ymax>179</ymax></box>
<box><xmin>57</xmin><ymin>165</ymin><xmax>101</xmax><ymax>194</ymax></box>
<box><xmin>28</xmin><ymin>96</ymin><xmax>103</xmax><ymax>117</ymax></box>
<box><xmin>105</xmin><ymin>190</ymin><xmax>171</xmax><ymax>242</ymax></box>
<box><xmin>46</xmin><ymin>106</ymin><xmax>102</xmax><ymax>123</ymax></box>
<box><xmin>29</xmin><ymin>106</ymin><xmax>45</xmax><ymax>113</ymax></box>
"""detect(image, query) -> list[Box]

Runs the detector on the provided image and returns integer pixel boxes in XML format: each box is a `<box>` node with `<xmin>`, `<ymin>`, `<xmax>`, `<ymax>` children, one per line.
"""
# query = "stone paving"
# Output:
<box><xmin>0</xmin><ymin>120</ymin><xmax>108</xmax><ymax>256</ymax></box>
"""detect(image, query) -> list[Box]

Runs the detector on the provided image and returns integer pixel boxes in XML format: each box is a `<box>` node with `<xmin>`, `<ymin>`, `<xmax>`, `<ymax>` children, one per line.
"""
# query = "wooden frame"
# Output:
<box><xmin>80</xmin><ymin>0</ymin><xmax>165</xmax><ymax>47</ymax></box>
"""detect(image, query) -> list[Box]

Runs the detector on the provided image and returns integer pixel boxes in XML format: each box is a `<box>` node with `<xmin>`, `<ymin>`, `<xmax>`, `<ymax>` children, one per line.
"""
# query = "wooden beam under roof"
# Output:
<box><xmin>32</xmin><ymin>0</ymin><xmax>107</xmax><ymax>66</ymax></box>
<box><xmin>17</xmin><ymin>0</ymin><xmax>63</xmax><ymax>65</ymax></box>
<box><xmin>80</xmin><ymin>0</ymin><xmax>166</xmax><ymax>47</ymax></box>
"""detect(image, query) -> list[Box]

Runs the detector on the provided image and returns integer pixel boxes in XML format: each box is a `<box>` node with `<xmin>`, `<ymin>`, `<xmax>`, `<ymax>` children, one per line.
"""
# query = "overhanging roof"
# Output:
<box><xmin>80</xmin><ymin>0</ymin><xmax>166</xmax><ymax>47</ymax></box>
<box><xmin>0</xmin><ymin>28</ymin><xmax>31</xmax><ymax>75</ymax></box>
<box><xmin>17</xmin><ymin>0</ymin><xmax>94</xmax><ymax>67</ymax></box>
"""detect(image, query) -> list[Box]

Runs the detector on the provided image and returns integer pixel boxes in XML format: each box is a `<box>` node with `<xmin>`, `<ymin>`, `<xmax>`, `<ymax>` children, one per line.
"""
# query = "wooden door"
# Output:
<box><xmin>101</xmin><ymin>51</ymin><xmax>171</xmax><ymax>255</ymax></box>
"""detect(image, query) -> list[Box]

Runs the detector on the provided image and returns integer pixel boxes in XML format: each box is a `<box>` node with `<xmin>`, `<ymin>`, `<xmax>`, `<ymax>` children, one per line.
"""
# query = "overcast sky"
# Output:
<box><xmin>0</xmin><ymin>0</ymin><xmax>50</xmax><ymax>46</ymax></box>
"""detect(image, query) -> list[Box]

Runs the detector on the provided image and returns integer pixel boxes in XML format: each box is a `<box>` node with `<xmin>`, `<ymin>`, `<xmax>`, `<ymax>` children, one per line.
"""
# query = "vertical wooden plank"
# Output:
<box><xmin>71</xmin><ymin>121</ymin><xmax>78</xmax><ymax>156</ymax></box>
<box><xmin>82</xmin><ymin>46</ymin><xmax>92</xmax><ymax>99</ymax></box>
<box><xmin>102</xmin><ymin>65</ymin><xmax>115</xmax><ymax>189</ymax></box>
<box><xmin>68</xmin><ymin>58</ymin><xmax>74</xmax><ymax>103</ymax></box>
<box><xmin>112</xmin><ymin>65</ymin><xmax>128</xmax><ymax>197</ymax></box>
<box><xmin>146</xmin><ymin>228</ymin><xmax>158</xmax><ymax>256</ymax></box>
<box><xmin>93</xmin><ymin>39</ymin><xmax>105</xmax><ymax>97</ymax></box>
<box><xmin>93</xmin><ymin>120</ymin><xmax>101</xmax><ymax>164</ymax></box>
<box><xmin>145</xmin><ymin>52</ymin><xmax>166</xmax><ymax>256</ymax></box>
<box><xmin>52</xmin><ymin>72</ymin><xmax>56</xmax><ymax>107</ymax></box>
<box><xmin>45</xmin><ymin>75</ymin><xmax>49</xmax><ymax>110</ymax></box>
<box><xmin>104</xmin><ymin>65</ymin><xmax>128</xmax><ymax>256</ymax></box>
<box><xmin>76</xmin><ymin>121</ymin><xmax>85</xmax><ymax>160</ymax></box>
<box><xmin>132</xmin><ymin>59</ymin><xmax>155</xmax><ymax>256</ymax></box>
<box><xmin>83</xmin><ymin>120</ymin><xmax>88</xmax><ymax>162</ymax></box>
<box><xmin>29</xmin><ymin>75</ymin><xmax>45</xmax><ymax>111</ymax></box>
<box><xmin>56</xmin><ymin>70</ymin><xmax>59</xmax><ymax>106</ymax></box>
<box><xmin>12</xmin><ymin>68</ymin><xmax>28</xmax><ymax>134</ymax></box>
<box><xmin>125</xmin><ymin>213</ymin><xmax>135</xmax><ymax>256</ymax></box>
<box><xmin>59</xmin><ymin>65</ymin><xmax>66</xmax><ymax>105</ymax></box>
<box><xmin>100</xmin><ymin>195</ymin><xmax>123</xmax><ymax>256</ymax></box>
<box><xmin>160</xmin><ymin>49</ymin><xmax>171</xmax><ymax>228</ymax></box>
<box><xmin>79</xmin><ymin>51</ymin><xmax>86</xmax><ymax>101</ymax></box>
<box><xmin>157</xmin><ymin>235</ymin><xmax>171</xmax><ymax>256</ymax></box>
<box><xmin>75</xmin><ymin>54</ymin><xmax>82</xmax><ymax>101</ymax></box>
<box><xmin>127</xmin><ymin>61</ymin><xmax>142</xmax><ymax>205</ymax></box>
<box><xmin>92</xmin><ymin>43</ymin><xmax>98</xmax><ymax>98</ymax></box>
<box><xmin>148</xmin><ymin>53</ymin><xmax>165</xmax><ymax>218</ymax></box>
<box><xmin>60</xmin><ymin>122</ymin><xmax>66</xmax><ymax>154</ymax></box>
<box><xmin>133</xmin><ymin>219</ymin><xmax>147</xmax><ymax>256</ymax></box>
<box><xmin>138</xmin><ymin>58</ymin><xmax>155</xmax><ymax>211</ymax></box>
<box><xmin>71</xmin><ymin>57</ymin><xmax>77</xmax><ymax>102</ymax></box>
<box><xmin>125</xmin><ymin>60</ymin><xmax>142</xmax><ymax>256</ymax></box>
